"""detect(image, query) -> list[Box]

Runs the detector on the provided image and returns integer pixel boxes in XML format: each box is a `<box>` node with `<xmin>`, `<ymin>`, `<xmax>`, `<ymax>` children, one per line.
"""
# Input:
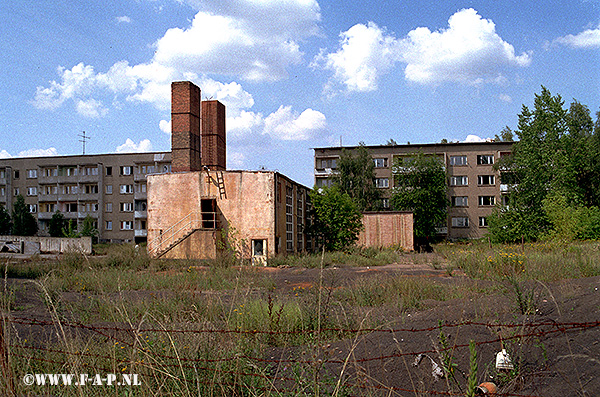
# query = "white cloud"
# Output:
<box><xmin>116</xmin><ymin>139</ymin><xmax>153</xmax><ymax>153</ymax></box>
<box><xmin>33</xmin><ymin>63</ymin><xmax>97</xmax><ymax>110</ymax></box>
<box><xmin>498</xmin><ymin>94</ymin><xmax>512</xmax><ymax>103</ymax></box>
<box><xmin>316</xmin><ymin>8</ymin><xmax>531</xmax><ymax>92</ymax></box>
<box><xmin>76</xmin><ymin>99</ymin><xmax>108</xmax><ymax>118</ymax></box>
<box><xmin>227</xmin><ymin>151</ymin><xmax>246</xmax><ymax>168</ymax></box>
<box><xmin>159</xmin><ymin>120</ymin><xmax>171</xmax><ymax>134</ymax></box>
<box><xmin>554</xmin><ymin>26</ymin><xmax>600</xmax><ymax>48</ymax></box>
<box><xmin>0</xmin><ymin>150</ymin><xmax>11</xmax><ymax>159</ymax></box>
<box><xmin>116</xmin><ymin>16</ymin><xmax>132</xmax><ymax>23</ymax></box>
<box><xmin>263</xmin><ymin>105</ymin><xmax>326</xmax><ymax>140</ymax></box>
<box><xmin>316</xmin><ymin>22</ymin><xmax>398</xmax><ymax>93</ymax></box>
<box><xmin>17</xmin><ymin>148</ymin><xmax>59</xmax><ymax>157</ymax></box>
<box><xmin>399</xmin><ymin>9</ymin><xmax>531</xmax><ymax>85</ymax></box>
<box><xmin>463</xmin><ymin>134</ymin><xmax>490</xmax><ymax>143</ymax></box>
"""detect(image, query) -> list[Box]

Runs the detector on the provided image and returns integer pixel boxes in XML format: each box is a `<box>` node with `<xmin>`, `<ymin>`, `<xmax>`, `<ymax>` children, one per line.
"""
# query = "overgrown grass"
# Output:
<box><xmin>268</xmin><ymin>245</ymin><xmax>407</xmax><ymax>268</ymax></box>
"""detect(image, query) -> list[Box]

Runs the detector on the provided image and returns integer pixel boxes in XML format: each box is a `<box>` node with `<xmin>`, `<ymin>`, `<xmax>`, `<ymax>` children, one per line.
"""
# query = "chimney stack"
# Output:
<box><xmin>171</xmin><ymin>81</ymin><xmax>201</xmax><ymax>172</ymax></box>
<box><xmin>201</xmin><ymin>100</ymin><xmax>226</xmax><ymax>171</ymax></box>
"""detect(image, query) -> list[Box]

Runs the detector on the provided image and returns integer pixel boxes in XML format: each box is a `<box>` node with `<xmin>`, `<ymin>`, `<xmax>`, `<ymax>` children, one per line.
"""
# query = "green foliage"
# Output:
<box><xmin>48</xmin><ymin>211</ymin><xmax>65</xmax><ymax>237</ymax></box>
<box><xmin>494</xmin><ymin>126</ymin><xmax>514</xmax><ymax>142</ymax></box>
<box><xmin>466</xmin><ymin>340</ymin><xmax>478</xmax><ymax>397</ymax></box>
<box><xmin>332</xmin><ymin>143</ymin><xmax>381</xmax><ymax>211</ymax></box>
<box><xmin>391</xmin><ymin>152</ymin><xmax>448</xmax><ymax>239</ymax></box>
<box><xmin>0</xmin><ymin>204</ymin><xmax>11</xmax><ymax>235</ymax></box>
<box><xmin>79</xmin><ymin>215</ymin><xmax>98</xmax><ymax>238</ymax></box>
<box><xmin>62</xmin><ymin>219</ymin><xmax>79</xmax><ymax>238</ymax></box>
<box><xmin>491</xmin><ymin>87</ymin><xmax>600</xmax><ymax>242</ymax></box>
<box><xmin>307</xmin><ymin>186</ymin><xmax>363</xmax><ymax>252</ymax></box>
<box><xmin>11</xmin><ymin>194</ymin><xmax>37</xmax><ymax>236</ymax></box>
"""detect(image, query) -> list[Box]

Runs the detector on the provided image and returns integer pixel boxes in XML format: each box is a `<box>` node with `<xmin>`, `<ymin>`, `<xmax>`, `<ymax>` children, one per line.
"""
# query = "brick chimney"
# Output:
<box><xmin>201</xmin><ymin>100</ymin><xmax>226</xmax><ymax>171</ymax></box>
<box><xmin>171</xmin><ymin>81</ymin><xmax>201</xmax><ymax>172</ymax></box>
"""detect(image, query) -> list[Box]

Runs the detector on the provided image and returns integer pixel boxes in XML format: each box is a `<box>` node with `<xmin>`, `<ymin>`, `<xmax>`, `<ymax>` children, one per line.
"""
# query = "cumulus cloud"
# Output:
<box><xmin>263</xmin><ymin>106</ymin><xmax>326</xmax><ymax>140</ymax></box>
<box><xmin>316</xmin><ymin>8</ymin><xmax>531</xmax><ymax>92</ymax></box>
<box><xmin>116</xmin><ymin>139</ymin><xmax>153</xmax><ymax>153</ymax></box>
<box><xmin>498</xmin><ymin>94</ymin><xmax>512</xmax><ymax>103</ymax></box>
<box><xmin>116</xmin><ymin>16</ymin><xmax>132</xmax><ymax>23</ymax></box>
<box><xmin>159</xmin><ymin>120</ymin><xmax>171</xmax><ymax>134</ymax></box>
<box><xmin>227</xmin><ymin>151</ymin><xmax>246</xmax><ymax>168</ymax></box>
<box><xmin>554</xmin><ymin>25</ymin><xmax>600</xmax><ymax>48</ymax></box>
<box><xmin>17</xmin><ymin>148</ymin><xmax>59</xmax><ymax>157</ymax></box>
<box><xmin>33</xmin><ymin>63</ymin><xmax>96</xmax><ymax>110</ymax></box>
<box><xmin>463</xmin><ymin>134</ymin><xmax>490</xmax><ymax>143</ymax></box>
<box><xmin>316</xmin><ymin>22</ymin><xmax>398</xmax><ymax>93</ymax></box>
<box><xmin>76</xmin><ymin>99</ymin><xmax>108</xmax><ymax>118</ymax></box>
<box><xmin>0</xmin><ymin>150</ymin><xmax>11</xmax><ymax>159</ymax></box>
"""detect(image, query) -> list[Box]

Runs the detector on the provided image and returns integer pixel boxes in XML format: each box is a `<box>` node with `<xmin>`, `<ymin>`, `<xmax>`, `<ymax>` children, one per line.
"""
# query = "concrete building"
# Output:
<box><xmin>147</xmin><ymin>82</ymin><xmax>314</xmax><ymax>261</ymax></box>
<box><xmin>314</xmin><ymin>141</ymin><xmax>514</xmax><ymax>240</ymax></box>
<box><xmin>0</xmin><ymin>152</ymin><xmax>171</xmax><ymax>243</ymax></box>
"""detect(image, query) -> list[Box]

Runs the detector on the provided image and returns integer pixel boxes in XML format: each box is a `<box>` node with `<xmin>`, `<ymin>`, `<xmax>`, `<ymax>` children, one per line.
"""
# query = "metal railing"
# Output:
<box><xmin>148</xmin><ymin>211</ymin><xmax>218</xmax><ymax>257</ymax></box>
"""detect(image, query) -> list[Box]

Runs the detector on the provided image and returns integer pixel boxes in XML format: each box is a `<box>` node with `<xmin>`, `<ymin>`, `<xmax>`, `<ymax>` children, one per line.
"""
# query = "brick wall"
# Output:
<box><xmin>171</xmin><ymin>81</ymin><xmax>201</xmax><ymax>172</ymax></box>
<box><xmin>357</xmin><ymin>212</ymin><xmax>414</xmax><ymax>251</ymax></box>
<box><xmin>201</xmin><ymin>100</ymin><xmax>226</xmax><ymax>170</ymax></box>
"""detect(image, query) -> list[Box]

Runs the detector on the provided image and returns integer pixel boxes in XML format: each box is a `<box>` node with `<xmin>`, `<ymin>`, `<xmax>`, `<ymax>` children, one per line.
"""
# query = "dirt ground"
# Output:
<box><xmin>5</xmin><ymin>258</ymin><xmax>600</xmax><ymax>396</ymax></box>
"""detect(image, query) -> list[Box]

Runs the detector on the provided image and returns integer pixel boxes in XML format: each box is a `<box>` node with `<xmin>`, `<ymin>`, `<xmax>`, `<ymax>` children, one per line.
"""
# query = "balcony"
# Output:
<box><xmin>78</xmin><ymin>174</ymin><xmax>100</xmax><ymax>183</ymax></box>
<box><xmin>314</xmin><ymin>168</ymin><xmax>337</xmax><ymax>176</ymax></box>
<box><xmin>38</xmin><ymin>194</ymin><xmax>58</xmax><ymax>202</ymax></box>
<box><xmin>135</xmin><ymin>210</ymin><xmax>147</xmax><ymax>219</ymax></box>
<box><xmin>134</xmin><ymin>191</ymin><xmax>147</xmax><ymax>200</ymax></box>
<box><xmin>135</xmin><ymin>229</ymin><xmax>148</xmax><ymax>237</ymax></box>
<box><xmin>134</xmin><ymin>173</ymin><xmax>149</xmax><ymax>182</ymax></box>
<box><xmin>38</xmin><ymin>175</ymin><xmax>58</xmax><ymax>184</ymax></box>
<box><xmin>78</xmin><ymin>212</ymin><xmax>99</xmax><ymax>219</ymax></box>
<box><xmin>436</xmin><ymin>227</ymin><xmax>448</xmax><ymax>235</ymax></box>
<box><xmin>58</xmin><ymin>194</ymin><xmax>78</xmax><ymax>201</ymax></box>
<box><xmin>37</xmin><ymin>212</ymin><xmax>54</xmax><ymax>220</ymax></box>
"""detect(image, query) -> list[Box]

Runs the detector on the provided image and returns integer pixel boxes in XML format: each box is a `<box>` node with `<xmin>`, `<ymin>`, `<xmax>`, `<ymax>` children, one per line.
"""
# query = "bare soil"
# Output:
<box><xmin>5</xmin><ymin>259</ymin><xmax>600</xmax><ymax>396</ymax></box>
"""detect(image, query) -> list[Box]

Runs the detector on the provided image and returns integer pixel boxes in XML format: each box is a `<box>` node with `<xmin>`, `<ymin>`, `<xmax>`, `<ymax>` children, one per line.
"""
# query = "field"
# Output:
<box><xmin>1</xmin><ymin>241</ymin><xmax>599</xmax><ymax>396</ymax></box>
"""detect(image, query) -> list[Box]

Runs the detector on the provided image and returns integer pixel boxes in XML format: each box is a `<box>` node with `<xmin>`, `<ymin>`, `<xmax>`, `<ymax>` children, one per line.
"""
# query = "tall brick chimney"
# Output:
<box><xmin>201</xmin><ymin>100</ymin><xmax>226</xmax><ymax>171</ymax></box>
<box><xmin>171</xmin><ymin>81</ymin><xmax>201</xmax><ymax>172</ymax></box>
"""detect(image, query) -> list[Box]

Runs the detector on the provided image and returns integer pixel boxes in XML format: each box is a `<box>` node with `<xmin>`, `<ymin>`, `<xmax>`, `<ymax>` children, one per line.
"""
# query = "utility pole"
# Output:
<box><xmin>78</xmin><ymin>131</ymin><xmax>90</xmax><ymax>155</ymax></box>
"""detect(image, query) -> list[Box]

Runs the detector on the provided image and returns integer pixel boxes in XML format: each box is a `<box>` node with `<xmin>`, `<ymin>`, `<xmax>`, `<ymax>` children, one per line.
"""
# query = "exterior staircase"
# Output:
<box><xmin>148</xmin><ymin>211</ymin><xmax>215</xmax><ymax>258</ymax></box>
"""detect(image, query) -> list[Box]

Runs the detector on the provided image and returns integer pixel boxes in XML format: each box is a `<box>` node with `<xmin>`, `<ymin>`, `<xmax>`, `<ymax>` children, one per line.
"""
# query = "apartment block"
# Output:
<box><xmin>0</xmin><ymin>152</ymin><xmax>172</xmax><ymax>243</ymax></box>
<box><xmin>314</xmin><ymin>141</ymin><xmax>514</xmax><ymax>239</ymax></box>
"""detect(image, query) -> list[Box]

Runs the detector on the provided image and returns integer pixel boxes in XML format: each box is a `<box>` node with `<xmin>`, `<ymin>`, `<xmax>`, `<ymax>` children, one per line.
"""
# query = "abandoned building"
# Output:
<box><xmin>146</xmin><ymin>81</ymin><xmax>315</xmax><ymax>261</ymax></box>
<box><xmin>314</xmin><ymin>140</ymin><xmax>514</xmax><ymax>240</ymax></box>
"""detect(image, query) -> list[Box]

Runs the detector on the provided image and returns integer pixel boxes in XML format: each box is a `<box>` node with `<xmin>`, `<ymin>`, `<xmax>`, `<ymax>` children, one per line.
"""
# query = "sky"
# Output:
<box><xmin>0</xmin><ymin>0</ymin><xmax>599</xmax><ymax>186</ymax></box>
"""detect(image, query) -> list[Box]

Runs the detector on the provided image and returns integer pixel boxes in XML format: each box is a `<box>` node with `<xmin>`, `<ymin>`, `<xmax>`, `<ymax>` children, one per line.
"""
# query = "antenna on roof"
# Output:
<box><xmin>78</xmin><ymin>131</ymin><xmax>90</xmax><ymax>155</ymax></box>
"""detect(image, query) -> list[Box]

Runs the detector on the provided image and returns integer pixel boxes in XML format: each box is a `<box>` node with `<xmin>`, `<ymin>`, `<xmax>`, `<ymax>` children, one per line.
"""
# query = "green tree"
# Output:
<box><xmin>48</xmin><ymin>211</ymin><xmax>65</xmax><ymax>237</ymax></box>
<box><xmin>0</xmin><ymin>205</ymin><xmax>11</xmax><ymax>235</ymax></box>
<box><xmin>307</xmin><ymin>186</ymin><xmax>363</xmax><ymax>251</ymax></box>
<box><xmin>494</xmin><ymin>126</ymin><xmax>514</xmax><ymax>142</ymax></box>
<box><xmin>390</xmin><ymin>152</ymin><xmax>448</xmax><ymax>241</ymax></box>
<box><xmin>11</xmin><ymin>195</ymin><xmax>38</xmax><ymax>236</ymax></box>
<box><xmin>333</xmin><ymin>143</ymin><xmax>381</xmax><ymax>211</ymax></box>
<box><xmin>62</xmin><ymin>219</ymin><xmax>79</xmax><ymax>238</ymax></box>
<box><xmin>80</xmin><ymin>215</ymin><xmax>98</xmax><ymax>240</ymax></box>
<box><xmin>490</xmin><ymin>87</ymin><xmax>600</xmax><ymax>242</ymax></box>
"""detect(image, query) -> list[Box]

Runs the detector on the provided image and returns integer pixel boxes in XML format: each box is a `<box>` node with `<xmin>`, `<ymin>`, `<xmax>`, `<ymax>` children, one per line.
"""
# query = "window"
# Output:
<box><xmin>63</xmin><ymin>185</ymin><xmax>77</xmax><ymax>194</ymax></box>
<box><xmin>120</xmin><ymin>166</ymin><xmax>133</xmax><ymax>176</ymax></box>
<box><xmin>319</xmin><ymin>158</ymin><xmax>337</xmax><ymax>169</ymax></box>
<box><xmin>106</xmin><ymin>221</ymin><xmax>113</xmax><ymax>230</ymax></box>
<box><xmin>477</xmin><ymin>155</ymin><xmax>494</xmax><ymax>165</ymax></box>
<box><xmin>373</xmin><ymin>158</ymin><xmax>388</xmax><ymax>168</ymax></box>
<box><xmin>14</xmin><ymin>188</ymin><xmax>19</xmax><ymax>196</ymax></box>
<box><xmin>120</xmin><ymin>202</ymin><xmax>133</xmax><ymax>212</ymax></box>
<box><xmin>449</xmin><ymin>156</ymin><xmax>467</xmax><ymax>166</ymax></box>
<box><xmin>44</xmin><ymin>203</ymin><xmax>56</xmax><ymax>213</ymax></box>
<box><xmin>452</xmin><ymin>196</ymin><xmax>468</xmax><ymax>207</ymax></box>
<box><xmin>105</xmin><ymin>203</ymin><xmax>113</xmax><ymax>212</ymax></box>
<box><xmin>120</xmin><ymin>184</ymin><xmax>133</xmax><ymax>194</ymax></box>
<box><xmin>0</xmin><ymin>187</ymin><xmax>4</xmax><ymax>196</ymax></box>
<box><xmin>450</xmin><ymin>176</ymin><xmax>468</xmax><ymax>186</ymax></box>
<box><xmin>121</xmin><ymin>221</ymin><xmax>133</xmax><ymax>230</ymax></box>
<box><xmin>479</xmin><ymin>217</ymin><xmax>488</xmax><ymax>227</ymax></box>
<box><xmin>65</xmin><ymin>203</ymin><xmax>77</xmax><ymax>212</ymax></box>
<box><xmin>85</xmin><ymin>184</ymin><xmax>99</xmax><ymax>194</ymax></box>
<box><xmin>85</xmin><ymin>203</ymin><xmax>99</xmax><ymax>212</ymax></box>
<box><xmin>27</xmin><ymin>187</ymin><xmax>37</xmax><ymax>196</ymax></box>
<box><xmin>65</xmin><ymin>167</ymin><xmax>77</xmax><ymax>176</ymax></box>
<box><xmin>106</xmin><ymin>166</ymin><xmax>112</xmax><ymax>176</ymax></box>
<box><xmin>478</xmin><ymin>196</ymin><xmax>496</xmax><ymax>206</ymax></box>
<box><xmin>14</xmin><ymin>170</ymin><xmax>19</xmax><ymax>179</ymax></box>
<box><xmin>452</xmin><ymin>217</ymin><xmax>469</xmax><ymax>228</ymax></box>
<box><xmin>501</xmin><ymin>195</ymin><xmax>510</xmax><ymax>206</ymax></box>
<box><xmin>84</xmin><ymin>167</ymin><xmax>98</xmax><ymax>175</ymax></box>
<box><xmin>136</xmin><ymin>183</ymin><xmax>147</xmax><ymax>193</ymax></box>
<box><xmin>43</xmin><ymin>186</ymin><xmax>57</xmax><ymax>195</ymax></box>
<box><xmin>44</xmin><ymin>168</ymin><xmax>57</xmax><ymax>177</ymax></box>
<box><xmin>105</xmin><ymin>185</ymin><xmax>113</xmax><ymax>194</ymax></box>
<box><xmin>315</xmin><ymin>178</ymin><xmax>333</xmax><ymax>188</ymax></box>
<box><xmin>0</xmin><ymin>170</ymin><xmax>5</xmax><ymax>179</ymax></box>
<box><xmin>27</xmin><ymin>169</ymin><xmax>37</xmax><ymax>178</ymax></box>
<box><xmin>162</xmin><ymin>165</ymin><xmax>171</xmax><ymax>173</ymax></box>
<box><xmin>477</xmin><ymin>175</ymin><xmax>495</xmax><ymax>186</ymax></box>
<box><xmin>375</xmin><ymin>178</ymin><xmax>389</xmax><ymax>188</ymax></box>
<box><xmin>382</xmin><ymin>198</ymin><xmax>390</xmax><ymax>208</ymax></box>
<box><xmin>28</xmin><ymin>204</ymin><xmax>37</xmax><ymax>213</ymax></box>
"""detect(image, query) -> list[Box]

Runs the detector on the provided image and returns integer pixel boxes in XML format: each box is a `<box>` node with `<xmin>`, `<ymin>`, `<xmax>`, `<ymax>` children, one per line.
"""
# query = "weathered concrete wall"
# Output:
<box><xmin>147</xmin><ymin>172</ymin><xmax>202</xmax><ymax>254</ymax></box>
<box><xmin>0</xmin><ymin>235</ymin><xmax>92</xmax><ymax>254</ymax></box>
<box><xmin>162</xmin><ymin>230</ymin><xmax>218</xmax><ymax>259</ymax></box>
<box><xmin>147</xmin><ymin>170</ymin><xmax>277</xmax><ymax>260</ymax></box>
<box><xmin>357</xmin><ymin>212</ymin><xmax>414</xmax><ymax>251</ymax></box>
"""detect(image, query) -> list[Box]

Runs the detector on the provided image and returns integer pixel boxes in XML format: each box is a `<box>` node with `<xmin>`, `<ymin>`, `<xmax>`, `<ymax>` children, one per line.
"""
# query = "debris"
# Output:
<box><xmin>413</xmin><ymin>353</ymin><xmax>445</xmax><ymax>380</ymax></box>
<box><xmin>495</xmin><ymin>349</ymin><xmax>514</xmax><ymax>371</ymax></box>
<box><xmin>476</xmin><ymin>381</ymin><xmax>497</xmax><ymax>395</ymax></box>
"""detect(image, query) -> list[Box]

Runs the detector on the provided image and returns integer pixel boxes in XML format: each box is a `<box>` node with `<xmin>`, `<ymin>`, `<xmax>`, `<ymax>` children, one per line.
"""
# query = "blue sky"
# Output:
<box><xmin>1</xmin><ymin>0</ymin><xmax>599</xmax><ymax>186</ymax></box>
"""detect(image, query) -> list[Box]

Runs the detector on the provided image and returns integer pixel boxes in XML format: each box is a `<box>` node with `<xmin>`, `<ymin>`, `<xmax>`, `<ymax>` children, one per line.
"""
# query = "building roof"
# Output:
<box><xmin>313</xmin><ymin>140</ymin><xmax>515</xmax><ymax>152</ymax></box>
